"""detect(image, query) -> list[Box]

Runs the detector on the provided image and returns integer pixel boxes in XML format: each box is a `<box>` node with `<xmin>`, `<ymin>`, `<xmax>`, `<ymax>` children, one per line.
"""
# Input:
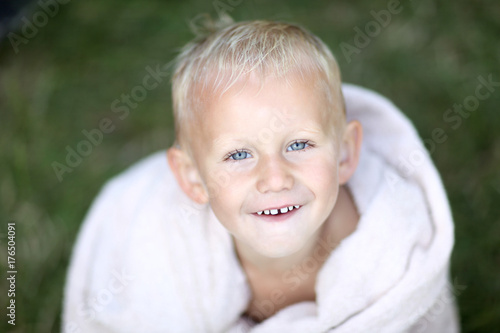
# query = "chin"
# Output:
<box><xmin>252</xmin><ymin>237</ymin><xmax>308</xmax><ymax>258</ymax></box>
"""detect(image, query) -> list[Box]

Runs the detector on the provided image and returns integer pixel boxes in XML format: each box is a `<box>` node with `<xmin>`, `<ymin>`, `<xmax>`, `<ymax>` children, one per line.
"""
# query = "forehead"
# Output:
<box><xmin>189</xmin><ymin>72</ymin><xmax>336</xmax><ymax>152</ymax></box>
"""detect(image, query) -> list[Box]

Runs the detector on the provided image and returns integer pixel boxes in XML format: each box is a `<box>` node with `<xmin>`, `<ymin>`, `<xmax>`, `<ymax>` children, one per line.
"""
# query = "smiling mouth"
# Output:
<box><xmin>256</xmin><ymin>205</ymin><xmax>300</xmax><ymax>216</ymax></box>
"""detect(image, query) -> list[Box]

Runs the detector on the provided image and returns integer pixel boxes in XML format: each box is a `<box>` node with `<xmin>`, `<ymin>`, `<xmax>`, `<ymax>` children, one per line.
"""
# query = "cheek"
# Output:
<box><xmin>206</xmin><ymin>183</ymin><xmax>250</xmax><ymax>236</ymax></box>
<box><xmin>199</xmin><ymin>157</ymin><xmax>254</xmax><ymax>195</ymax></box>
<box><xmin>203</xmin><ymin>168</ymin><xmax>249</xmax><ymax>217</ymax></box>
<box><xmin>301</xmin><ymin>156</ymin><xmax>339</xmax><ymax>201</ymax></box>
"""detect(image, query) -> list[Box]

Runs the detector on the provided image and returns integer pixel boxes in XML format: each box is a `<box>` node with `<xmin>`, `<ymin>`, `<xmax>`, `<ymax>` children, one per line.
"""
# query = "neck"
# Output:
<box><xmin>234</xmin><ymin>185</ymin><xmax>359</xmax><ymax>277</ymax></box>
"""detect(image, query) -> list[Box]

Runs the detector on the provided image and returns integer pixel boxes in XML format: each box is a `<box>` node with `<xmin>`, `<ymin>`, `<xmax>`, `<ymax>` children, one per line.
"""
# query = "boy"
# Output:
<box><xmin>63</xmin><ymin>20</ymin><xmax>459</xmax><ymax>332</ymax></box>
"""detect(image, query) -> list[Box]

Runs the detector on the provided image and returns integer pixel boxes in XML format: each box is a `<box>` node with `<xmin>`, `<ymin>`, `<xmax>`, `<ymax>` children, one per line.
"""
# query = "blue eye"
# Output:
<box><xmin>287</xmin><ymin>141</ymin><xmax>309</xmax><ymax>151</ymax></box>
<box><xmin>229</xmin><ymin>151</ymin><xmax>251</xmax><ymax>160</ymax></box>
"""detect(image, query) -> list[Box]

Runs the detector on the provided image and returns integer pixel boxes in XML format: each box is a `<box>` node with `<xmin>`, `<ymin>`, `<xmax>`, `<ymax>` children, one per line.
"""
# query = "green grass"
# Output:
<box><xmin>1</xmin><ymin>0</ymin><xmax>499</xmax><ymax>331</ymax></box>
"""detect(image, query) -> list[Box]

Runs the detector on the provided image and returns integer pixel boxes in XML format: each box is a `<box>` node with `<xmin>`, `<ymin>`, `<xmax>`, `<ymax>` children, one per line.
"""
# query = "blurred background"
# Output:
<box><xmin>0</xmin><ymin>0</ymin><xmax>499</xmax><ymax>332</ymax></box>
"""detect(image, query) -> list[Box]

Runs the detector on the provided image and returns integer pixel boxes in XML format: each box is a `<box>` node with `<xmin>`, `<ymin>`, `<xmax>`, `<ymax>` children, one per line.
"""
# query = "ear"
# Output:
<box><xmin>167</xmin><ymin>147</ymin><xmax>209</xmax><ymax>204</ymax></box>
<box><xmin>338</xmin><ymin>120</ymin><xmax>363</xmax><ymax>185</ymax></box>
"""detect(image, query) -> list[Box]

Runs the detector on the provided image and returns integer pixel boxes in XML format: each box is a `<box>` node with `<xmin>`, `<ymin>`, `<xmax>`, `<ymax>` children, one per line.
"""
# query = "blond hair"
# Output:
<box><xmin>172</xmin><ymin>17</ymin><xmax>345</xmax><ymax>147</ymax></box>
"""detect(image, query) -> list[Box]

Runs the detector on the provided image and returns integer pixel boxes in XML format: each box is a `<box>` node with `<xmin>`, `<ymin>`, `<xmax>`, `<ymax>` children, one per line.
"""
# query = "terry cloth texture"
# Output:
<box><xmin>63</xmin><ymin>84</ymin><xmax>459</xmax><ymax>333</ymax></box>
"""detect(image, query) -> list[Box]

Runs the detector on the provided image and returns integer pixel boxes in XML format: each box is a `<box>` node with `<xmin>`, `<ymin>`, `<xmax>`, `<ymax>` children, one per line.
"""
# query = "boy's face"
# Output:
<box><xmin>186</xmin><ymin>74</ymin><xmax>345</xmax><ymax>258</ymax></box>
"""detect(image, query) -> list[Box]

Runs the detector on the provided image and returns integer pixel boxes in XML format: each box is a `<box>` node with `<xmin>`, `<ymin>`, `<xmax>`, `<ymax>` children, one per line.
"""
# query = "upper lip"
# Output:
<box><xmin>256</xmin><ymin>204</ymin><xmax>297</xmax><ymax>212</ymax></box>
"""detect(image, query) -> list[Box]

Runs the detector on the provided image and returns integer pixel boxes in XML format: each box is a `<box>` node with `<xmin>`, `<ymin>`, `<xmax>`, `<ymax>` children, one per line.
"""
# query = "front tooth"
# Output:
<box><xmin>294</xmin><ymin>205</ymin><xmax>299</xmax><ymax>209</ymax></box>
<box><xmin>288</xmin><ymin>206</ymin><xmax>293</xmax><ymax>211</ymax></box>
<box><xmin>280</xmin><ymin>207</ymin><xmax>288</xmax><ymax>214</ymax></box>
<box><xmin>257</xmin><ymin>211</ymin><xmax>263</xmax><ymax>215</ymax></box>
<box><xmin>270</xmin><ymin>209</ymin><xmax>279</xmax><ymax>215</ymax></box>
<box><xmin>264</xmin><ymin>210</ymin><xmax>270</xmax><ymax>215</ymax></box>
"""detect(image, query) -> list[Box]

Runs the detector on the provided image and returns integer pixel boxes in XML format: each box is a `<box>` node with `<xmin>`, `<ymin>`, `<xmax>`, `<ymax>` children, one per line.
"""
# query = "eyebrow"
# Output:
<box><xmin>298</xmin><ymin>127</ymin><xmax>322</xmax><ymax>135</ymax></box>
<box><xmin>211</xmin><ymin>126</ymin><xmax>323</xmax><ymax>150</ymax></box>
<box><xmin>212</xmin><ymin>135</ymin><xmax>246</xmax><ymax>148</ymax></box>
<box><xmin>210</xmin><ymin>135</ymin><xmax>249</xmax><ymax>156</ymax></box>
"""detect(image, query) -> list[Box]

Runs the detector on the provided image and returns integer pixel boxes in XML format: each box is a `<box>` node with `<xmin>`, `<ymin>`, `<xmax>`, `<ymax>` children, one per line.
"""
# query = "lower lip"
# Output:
<box><xmin>252</xmin><ymin>207</ymin><xmax>300</xmax><ymax>222</ymax></box>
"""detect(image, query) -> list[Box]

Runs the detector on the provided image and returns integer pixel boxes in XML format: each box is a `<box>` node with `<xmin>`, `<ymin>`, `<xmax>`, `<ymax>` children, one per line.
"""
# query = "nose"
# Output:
<box><xmin>256</xmin><ymin>154</ymin><xmax>294</xmax><ymax>193</ymax></box>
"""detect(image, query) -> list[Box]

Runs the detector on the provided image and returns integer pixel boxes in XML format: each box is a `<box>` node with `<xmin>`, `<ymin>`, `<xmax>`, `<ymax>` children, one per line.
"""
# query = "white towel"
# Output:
<box><xmin>62</xmin><ymin>84</ymin><xmax>459</xmax><ymax>332</ymax></box>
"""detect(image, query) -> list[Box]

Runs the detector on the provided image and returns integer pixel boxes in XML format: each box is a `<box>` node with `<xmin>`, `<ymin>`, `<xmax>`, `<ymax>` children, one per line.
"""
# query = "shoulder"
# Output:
<box><xmin>101</xmin><ymin>150</ymin><xmax>173</xmax><ymax>199</ymax></box>
<box><xmin>63</xmin><ymin>151</ymin><xmax>218</xmax><ymax>331</ymax></box>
